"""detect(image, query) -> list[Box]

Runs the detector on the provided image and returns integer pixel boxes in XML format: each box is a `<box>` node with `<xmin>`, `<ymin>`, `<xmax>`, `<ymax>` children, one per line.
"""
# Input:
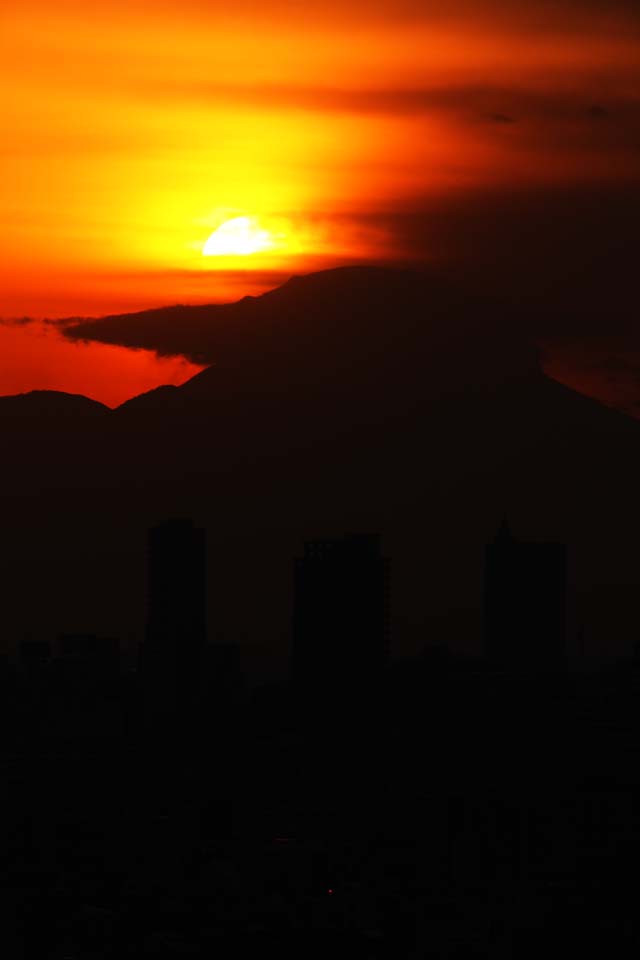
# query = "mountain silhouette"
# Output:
<box><xmin>65</xmin><ymin>264</ymin><xmax>640</xmax><ymax>418</ymax></box>
<box><xmin>1</xmin><ymin>267</ymin><xmax>639</xmax><ymax>670</ymax></box>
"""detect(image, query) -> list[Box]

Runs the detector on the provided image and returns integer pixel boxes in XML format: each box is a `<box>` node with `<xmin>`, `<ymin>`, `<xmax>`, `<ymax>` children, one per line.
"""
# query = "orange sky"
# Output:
<box><xmin>1</xmin><ymin>0</ymin><xmax>638</xmax><ymax>321</ymax></box>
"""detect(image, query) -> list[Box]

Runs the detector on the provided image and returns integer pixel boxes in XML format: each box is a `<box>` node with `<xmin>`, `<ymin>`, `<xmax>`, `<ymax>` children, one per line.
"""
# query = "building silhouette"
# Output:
<box><xmin>57</xmin><ymin>633</ymin><xmax>119</xmax><ymax>665</ymax></box>
<box><xmin>140</xmin><ymin>518</ymin><xmax>207</xmax><ymax>729</ymax></box>
<box><xmin>19</xmin><ymin>639</ymin><xmax>51</xmax><ymax>672</ymax></box>
<box><xmin>55</xmin><ymin>633</ymin><xmax>120</xmax><ymax>689</ymax></box>
<box><xmin>484</xmin><ymin>520</ymin><xmax>567</xmax><ymax>670</ymax></box>
<box><xmin>292</xmin><ymin>534</ymin><xmax>390</xmax><ymax>690</ymax></box>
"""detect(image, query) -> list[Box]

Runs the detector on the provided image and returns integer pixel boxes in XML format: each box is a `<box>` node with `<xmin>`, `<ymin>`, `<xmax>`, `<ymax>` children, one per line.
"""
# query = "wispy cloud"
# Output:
<box><xmin>0</xmin><ymin>316</ymin><xmax>38</xmax><ymax>327</ymax></box>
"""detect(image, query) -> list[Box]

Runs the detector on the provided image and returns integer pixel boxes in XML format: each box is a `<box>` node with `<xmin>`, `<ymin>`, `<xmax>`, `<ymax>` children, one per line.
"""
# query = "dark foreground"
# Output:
<box><xmin>2</xmin><ymin>656</ymin><xmax>640</xmax><ymax>959</ymax></box>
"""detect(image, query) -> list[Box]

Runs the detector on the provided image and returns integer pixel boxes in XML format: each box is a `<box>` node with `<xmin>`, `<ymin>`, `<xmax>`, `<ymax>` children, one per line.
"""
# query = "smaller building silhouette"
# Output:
<box><xmin>140</xmin><ymin>518</ymin><xmax>207</xmax><ymax>729</ymax></box>
<box><xmin>57</xmin><ymin>633</ymin><xmax>120</xmax><ymax>665</ymax></box>
<box><xmin>20</xmin><ymin>639</ymin><xmax>51</xmax><ymax>671</ymax></box>
<box><xmin>53</xmin><ymin>633</ymin><xmax>120</xmax><ymax>688</ymax></box>
<box><xmin>484</xmin><ymin>520</ymin><xmax>567</xmax><ymax>671</ymax></box>
<box><xmin>292</xmin><ymin>533</ymin><xmax>390</xmax><ymax>690</ymax></box>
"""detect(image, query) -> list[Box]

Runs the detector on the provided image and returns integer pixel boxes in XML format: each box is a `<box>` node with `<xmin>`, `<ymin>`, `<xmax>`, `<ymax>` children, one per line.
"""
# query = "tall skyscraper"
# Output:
<box><xmin>140</xmin><ymin>518</ymin><xmax>207</xmax><ymax>727</ymax></box>
<box><xmin>484</xmin><ymin>520</ymin><xmax>566</xmax><ymax>671</ymax></box>
<box><xmin>292</xmin><ymin>533</ymin><xmax>390</xmax><ymax>689</ymax></box>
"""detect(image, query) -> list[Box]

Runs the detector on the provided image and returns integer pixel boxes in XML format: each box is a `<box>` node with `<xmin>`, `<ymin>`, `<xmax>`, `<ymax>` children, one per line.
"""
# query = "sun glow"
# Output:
<box><xmin>202</xmin><ymin>216</ymin><xmax>276</xmax><ymax>257</ymax></box>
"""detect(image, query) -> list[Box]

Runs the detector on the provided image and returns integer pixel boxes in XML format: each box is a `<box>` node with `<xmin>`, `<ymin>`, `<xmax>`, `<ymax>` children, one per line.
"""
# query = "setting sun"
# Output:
<box><xmin>0</xmin><ymin>0</ymin><xmax>638</xmax><ymax>319</ymax></box>
<box><xmin>203</xmin><ymin>217</ymin><xmax>275</xmax><ymax>257</ymax></box>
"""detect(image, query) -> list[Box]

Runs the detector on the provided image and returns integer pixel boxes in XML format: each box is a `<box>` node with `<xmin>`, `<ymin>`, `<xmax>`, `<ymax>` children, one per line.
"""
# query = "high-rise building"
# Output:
<box><xmin>140</xmin><ymin>518</ymin><xmax>207</xmax><ymax>726</ymax></box>
<box><xmin>484</xmin><ymin>520</ymin><xmax>566</xmax><ymax>670</ymax></box>
<box><xmin>292</xmin><ymin>533</ymin><xmax>390</xmax><ymax>689</ymax></box>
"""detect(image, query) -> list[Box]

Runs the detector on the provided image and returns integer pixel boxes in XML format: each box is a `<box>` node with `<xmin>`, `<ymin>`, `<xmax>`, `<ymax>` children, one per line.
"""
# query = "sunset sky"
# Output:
<box><xmin>2</xmin><ymin>0</ymin><xmax>638</xmax><ymax>319</ymax></box>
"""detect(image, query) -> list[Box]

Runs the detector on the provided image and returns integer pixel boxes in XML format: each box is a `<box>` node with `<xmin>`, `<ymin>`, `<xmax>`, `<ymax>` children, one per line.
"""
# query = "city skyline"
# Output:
<box><xmin>0</xmin><ymin>2</ymin><xmax>638</xmax><ymax>952</ymax></box>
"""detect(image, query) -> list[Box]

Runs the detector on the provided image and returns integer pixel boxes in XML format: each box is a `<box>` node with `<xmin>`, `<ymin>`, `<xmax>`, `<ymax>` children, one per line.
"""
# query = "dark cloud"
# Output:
<box><xmin>53</xmin><ymin>175</ymin><xmax>640</xmax><ymax>418</ymax></box>
<box><xmin>32</xmin><ymin>170</ymin><xmax>634</xmax><ymax>365</ymax></box>
<box><xmin>0</xmin><ymin>316</ymin><xmax>37</xmax><ymax>327</ymax></box>
<box><xmin>146</xmin><ymin>0</ymin><xmax>640</xmax><ymax>29</ymax></box>
<box><xmin>157</xmin><ymin>81</ymin><xmax>640</xmax><ymax>121</ymax></box>
<box><xmin>154</xmin><ymin>82</ymin><xmax>640</xmax><ymax>167</ymax></box>
<box><xmin>59</xmin><ymin>180</ymin><xmax>639</xmax><ymax>358</ymax></box>
<box><xmin>381</xmin><ymin>181</ymin><xmax>638</xmax><ymax>317</ymax></box>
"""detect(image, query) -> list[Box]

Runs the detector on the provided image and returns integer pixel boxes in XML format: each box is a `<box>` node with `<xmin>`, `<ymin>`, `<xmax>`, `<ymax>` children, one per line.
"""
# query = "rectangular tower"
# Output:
<box><xmin>484</xmin><ymin>521</ymin><xmax>566</xmax><ymax>671</ymax></box>
<box><xmin>292</xmin><ymin>533</ymin><xmax>390</xmax><ymax>690</ymax></box>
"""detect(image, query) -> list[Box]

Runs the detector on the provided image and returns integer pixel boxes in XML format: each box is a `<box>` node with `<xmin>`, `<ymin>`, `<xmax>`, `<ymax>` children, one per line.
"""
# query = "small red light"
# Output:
<box><xmin>328</xmin><ymin>888</ymin><xmax>334</xmax><ymax>895</ymax></box>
